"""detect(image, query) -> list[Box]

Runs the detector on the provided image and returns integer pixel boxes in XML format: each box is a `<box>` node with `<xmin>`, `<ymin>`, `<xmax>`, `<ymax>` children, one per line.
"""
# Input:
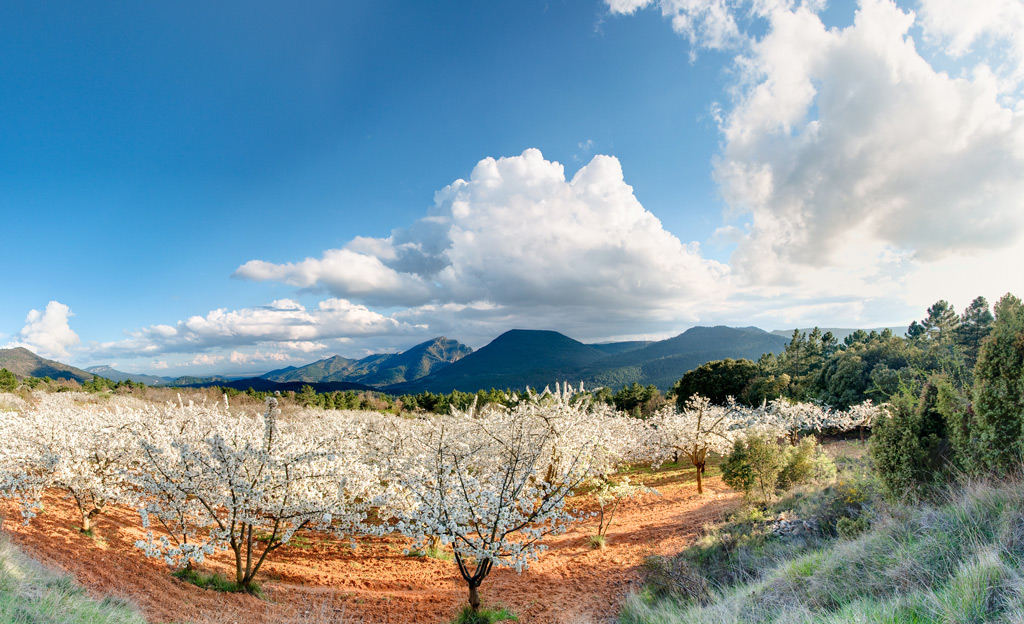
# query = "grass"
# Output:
<box><xmin>406</xmin><ymin>545</ymin><xmax>455</xmax><ymax>560</ymax></box>
<box><xmin>620</xmin><ymin>467</ymin><xmax>1024</xmax><ymax>624</ymax></box>
<box><xmin>0</xmin><ymin>533</ymin><xmax>147</xmax><ymax>624</ymax></box>
<box><xmin>451</xmin><ymin>604</ymin><xmax>518</xmax><ymax>624</ymax></box>
<box><xmin>171</xmin><ymin>567</ymin><xmax>262</xmax><ymax>597</ymax></box>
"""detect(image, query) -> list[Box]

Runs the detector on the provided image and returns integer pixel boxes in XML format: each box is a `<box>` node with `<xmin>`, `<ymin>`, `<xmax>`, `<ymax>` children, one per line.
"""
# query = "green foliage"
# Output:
<box><xmin>870</xmin><ymin>379</ymin><xmax>951</xmax><ymax>499</ymax></box>
<box><xmin>0</xmin><ymin>368</ymin><xmax>16</xmax><ymax>392</ymax></box>
<box><xmin>0</xmin><ymin>535</ymin><xmax>146</xmax><ymax>624</ymax></box>
<box><xmin>722</xmin><ymin>434</ymin><xmax>786</xmax><ymax>502</ymax></box>
<box><xmin>451</xmin><ymin>605</ymin><xmax>518</xmax><ymax>624</ymax></box>
<box><xmin>835</xmin><ymin>515</ymin><xmax>869</xmax><ymax>539</ymax></box>
<box><xmin>640</xmin><ymin>554</ymin><xmax>711</xmax><ymax>606</ymax></box>
<box><xmin>612</xmin><ymin>382</ymin><xmax>663</xmax><ymax>417</ymax></box>
<box><xmin>778</xmin><ymin>436</ymin><xmax>835</xmax><ymax>489</ymax></box>
<box><xmin>966</xmin><ymin>293</ymin><xmax>1024</xmax><ymax>475</ymax></box>
<box><xmin>957</xmin><ymin>296</ymin><xmax>995</xmax><ymax>370</ymax></box>
<box><xmin>666</xmin><ymin>458</ymin><xmax>877</xmax><ymax>597</ymax></box>
<box><xmin>673</xmin><ymin>358</ymin><xmax>762</xmax><ymax>406</ymax></box>
<box><xmin>723</xmin><ymin>435</ymin><xmax>835</xmax><ymax>502</ymax></box>
<box><xmin>620</xmin><ymin>478</ymin><xmax>1024</xmax><ymax>624</ymax></box>
<box><xmin>171</xmin><ymin>567</ymin><xmax>260</xmax><ymax>596</ymax></box>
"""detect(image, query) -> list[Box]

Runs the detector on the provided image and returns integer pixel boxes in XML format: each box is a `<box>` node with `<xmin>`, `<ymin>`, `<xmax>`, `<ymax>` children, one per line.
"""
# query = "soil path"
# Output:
<box><xmin>0</xmin><ymin>466</ymin><xmax>738</xmax><ymax>624</ymax></box>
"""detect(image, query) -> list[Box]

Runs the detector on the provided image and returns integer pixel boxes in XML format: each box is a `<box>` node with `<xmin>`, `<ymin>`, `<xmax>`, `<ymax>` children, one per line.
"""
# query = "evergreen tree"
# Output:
<box><xmin>968</xmin><ymin>293</ymin><xmax>1024</xmax><ymax>474</ymax></box>
<box><xmin>922</xmin><ymin>300</ymin><xmax>960</xmax><ymax>344</ymax></box>
<box><xmin>957</xmin><ymin>296</ymin><xmax>995</xmax><ymax>369</ymax></box>
<box><xmin>0</xmin><ymin>368</ymin><xmax>16</xmax><ymax>392</ymax></box>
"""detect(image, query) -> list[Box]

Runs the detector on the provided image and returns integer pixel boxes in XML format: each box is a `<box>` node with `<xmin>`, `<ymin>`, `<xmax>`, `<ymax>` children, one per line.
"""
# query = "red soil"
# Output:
<box><xmin>0</xmin><ymin>467</ymin><xmax>739</xmax><ymax>624</ymax></box>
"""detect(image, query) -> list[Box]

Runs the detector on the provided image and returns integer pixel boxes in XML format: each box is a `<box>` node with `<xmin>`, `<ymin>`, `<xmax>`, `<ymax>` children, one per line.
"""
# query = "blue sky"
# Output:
<box><xmin>3</xmin><ymin>0</ymin><xmax>1023</xmax><ymax>375</ymax></box>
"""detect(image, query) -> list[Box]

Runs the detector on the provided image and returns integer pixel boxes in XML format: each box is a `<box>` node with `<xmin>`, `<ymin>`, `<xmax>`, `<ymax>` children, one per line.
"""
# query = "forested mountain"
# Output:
<box><xmin>0</xmin><ymin>347</ymin><xmax>94</xmax><ymax>383</ymax></box>
<box><xmin>262</xmin><ymin>337</ymin><xmax>472</xmax><ymax>386</ymax></box>
<box><xmin>84</xmin><ymin>365</ymin><xmax>172</xmax><ymax>385</ymax></box>
<box><xmin>580</xmin><ymin>326</ymin><xmax>790</xmax><ymax>390</ymax></box>
<box><xmin>770</xmin><ymin>327</ymin><xmax>906</xmax><ymax>343</ymax></box>
<box><xmin>387</xmin><ymin>330</ymin><xmax>608</xmax><ymax>394</ymax></box>
<box><xmin>386</xmin><ymin>326</ymin><xmax>789</xmax><ymax>394</ymax></box>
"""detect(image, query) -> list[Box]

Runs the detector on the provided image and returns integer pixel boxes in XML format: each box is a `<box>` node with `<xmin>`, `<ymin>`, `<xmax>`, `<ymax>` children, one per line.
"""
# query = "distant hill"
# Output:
<box><xmin>0</xmin><ymin>347</ymin><xmax>94</xmax><ymax>383</ymax></box>
<box><xmin>168</xmin><ymin>376</ymin><xmax>375</xmax><ymax>394</ymax></box>
<box><xmin>770</xmin><ymin>326</ymin><xmax>909</xmax><ymax>343</ymax></box>
<box><xmin>387</xmin><ymin>326</ymin><xmax>789</xmax><ymax>394</ymax></box>
<box><xmin>166</xmin><ymin>375</ymin><xmax>230</xmax><ymax>387</ymax></box>
<box><xmin>84</xmin><ymin>365</ymin><xmax>172</xmax><ymax>385</ymax></box>
<box><xmin>586</xmin><ymin>340</ymin><xmax>652</xmax><ymax>355</ymax></box>
<box><xmin>387</xmin><ymin>330</ymin><xmax>608</xmax><ymax>394</ymax></box>
<box><xmin>262</xmin><ymin>337</ymin><xmax>472</xmax><ymax>386</ymax></box>
<box><xmin>262</xmin><ymin>356</ymin><xmax>356</xmax><ymax>384</ymax></box>
<box><xmin>580</xmin><ymin>326</ymin><xmax>790</xmax><ymax>390</ymax></box>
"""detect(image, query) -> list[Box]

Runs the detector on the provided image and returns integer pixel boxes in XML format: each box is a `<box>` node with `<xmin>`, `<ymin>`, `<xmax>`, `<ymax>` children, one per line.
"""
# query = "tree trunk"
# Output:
<box><xmin>468</xmin><ymin>583</ymin><xmax>481</xmax><ymax>612</ymax></box>
<box><xmin>695</xmin><ymin>460</ymin><xmax>704</xmax><ymax>494</ymax></box>
<box><xmin>81</xmin><ymin>513</ymin><xmax>92</xmax><ymax>533</ymax></box>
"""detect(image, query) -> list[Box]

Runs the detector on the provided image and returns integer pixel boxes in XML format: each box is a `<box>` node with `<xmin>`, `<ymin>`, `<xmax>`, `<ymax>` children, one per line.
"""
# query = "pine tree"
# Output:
<box><xmin>969</xmin><ymin>294</ymin><xmax>1024</xmax><ymax>474</ymax></box>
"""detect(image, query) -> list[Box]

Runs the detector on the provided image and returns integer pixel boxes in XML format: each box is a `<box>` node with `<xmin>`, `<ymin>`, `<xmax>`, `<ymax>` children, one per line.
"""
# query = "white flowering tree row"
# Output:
<box><xmin>0</xmin><ymin>388</ymin><xmax>882</xmax><ymax>610</ymax></box>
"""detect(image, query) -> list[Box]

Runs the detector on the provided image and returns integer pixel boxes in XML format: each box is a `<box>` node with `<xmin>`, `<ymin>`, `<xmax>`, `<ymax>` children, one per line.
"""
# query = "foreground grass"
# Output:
<box><xmin>0</xmin><ymin>533</ymin><xmax>146</xmax><ymax>624</ymax></box>
<box><xmin>621</xmin><ymin>475</ymin><xmax>1024</xmax><ymax>623</ymax></box>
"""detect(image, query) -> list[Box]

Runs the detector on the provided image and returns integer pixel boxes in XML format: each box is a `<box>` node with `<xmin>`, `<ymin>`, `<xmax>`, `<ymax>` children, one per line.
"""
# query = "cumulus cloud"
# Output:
<box><xmin>5</xmin><ymin>301</ymin><xmax>81</xmax><ymax>359</ymax></box>
<box><xmin>918</xmin><ymin>0</ymin><xmax>1024</xmax><ymax>93</ymax></box>
<box><xmin>236</xmin><ymin>149</ymin><xmax>730</xmax><ymax>335</ymax></box>
<box><xmin>611</xmin><ymin>0</ymin><xmax>1024</xmax><ymax>314</ymax></box>
<box><xmin>90</xmin><ymin>298</ymin><xmax>419</xmax><ymax>361</ymax></box>
<box><xmin>718</xmin><ymin>0</ymin><xmax>1024</xmax><ymax>286</ymax></box>
<box><xmin>606</xmin><ymin>0</ymin><xmax>748</xmax><ymax>53</ymax></box>
<box><xmin>228</xmin><ymin>350</ymin><xmax>293</xmax><ymax>365</ymax></box>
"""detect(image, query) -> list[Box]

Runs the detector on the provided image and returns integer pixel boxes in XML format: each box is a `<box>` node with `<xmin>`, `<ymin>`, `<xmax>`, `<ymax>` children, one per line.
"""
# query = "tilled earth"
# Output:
<box><xmin>1</xmin><ymin>467</ymin><xmax>738</xmax><ymax>624</ymax></box>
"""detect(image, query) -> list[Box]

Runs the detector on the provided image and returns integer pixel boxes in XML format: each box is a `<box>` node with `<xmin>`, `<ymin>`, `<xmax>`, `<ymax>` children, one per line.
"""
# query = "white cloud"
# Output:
<box><xmin>5</xmin><ymin>301</ymin><xmax>81</xmax><ymax>360</ymax></box>
<box><xmin>89</xmin><ymin>298</ymin><xmax>418</xmax><ymax>361</ymax></box>
<box><xmin>604</xmin><ymin>0</ymin><xmax>1024</xmax><ymax>328</ymax></box>
<box><xmin>715</xmin><ymin>0</ymin><xmax>1024</xmax><ymax>286</ymax></box>
<box><xmin>190</xmin><ymin>354</ymin><xmax>223</xmax><ymax>367</ymax></box>
<box><xmin>236</xmin><ymin>149</ymin><xmax>730</xmax><ymax>338</ymax></box>
<box><xmin>228</xmin><ymin>350</ymin><xmax>292</xmax><ymax>365</ymax></box>
<box><xmin>607</xmin><ymin>0</ymin><xmax>747</xmax><ymax>53</ymax></box>
<box><xmin>918</xmin><ymin>0</ymin><xmax>1024</xmax><ymax>94</ymax></box>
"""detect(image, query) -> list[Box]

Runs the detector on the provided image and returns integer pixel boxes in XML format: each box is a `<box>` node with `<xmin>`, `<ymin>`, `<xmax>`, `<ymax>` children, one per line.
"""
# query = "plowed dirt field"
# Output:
<box><xmin>1</xmin><ymin>465</ymin><xmax>738</xmax><ymax>624</ymax></box>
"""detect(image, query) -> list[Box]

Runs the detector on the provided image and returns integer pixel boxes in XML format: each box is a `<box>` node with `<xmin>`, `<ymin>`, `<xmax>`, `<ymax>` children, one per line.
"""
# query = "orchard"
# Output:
<box><xmin>0</xmin><ymin>385</ymin><xmax>881</xmax><ymax>615</ymax></box>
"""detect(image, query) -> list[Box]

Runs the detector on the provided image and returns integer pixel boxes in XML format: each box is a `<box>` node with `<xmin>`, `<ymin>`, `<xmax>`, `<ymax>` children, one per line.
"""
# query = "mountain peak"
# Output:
<box><xmin>0</xmin><ymin>347</ymin><xmax>94</xmax><ymax>383</ymax></box>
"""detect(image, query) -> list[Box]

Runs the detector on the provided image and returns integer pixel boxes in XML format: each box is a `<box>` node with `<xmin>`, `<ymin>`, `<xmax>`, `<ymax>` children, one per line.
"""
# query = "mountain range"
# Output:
<box><xmin>262</xmin><ymin>337</ymin><xmax>472</xmax><ymax>386</ymax></box>
<box><xmin>83</xmin><ymin>365</ymin><xmax>172</xmax><ymax>386</ymax></box>
<box><xmin>385</xmin><ymin>326</ymin><xmax>788</xmax><ymax>393</ymax></box>
<box><xmin>3</xmin><ymin>325</ymin><xmax>799</xmax><ymax>395</ymax></box>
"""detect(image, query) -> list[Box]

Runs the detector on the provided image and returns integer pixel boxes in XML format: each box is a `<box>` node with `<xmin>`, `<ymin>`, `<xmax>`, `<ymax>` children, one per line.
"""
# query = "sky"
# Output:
<box><xmin>2</xmin><ymin>0</ymin><xmax>1023</xmax><ymax>376</ymax></box>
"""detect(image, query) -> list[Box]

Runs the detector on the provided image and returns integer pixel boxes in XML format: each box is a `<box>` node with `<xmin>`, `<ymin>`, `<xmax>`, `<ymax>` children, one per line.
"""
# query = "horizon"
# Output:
<box><xmin>3</xmin><ymin>0</ymin><xmax>1021</xmax><ymax>375</ymax></box>
<box><xmin>34</xmin><ymin>323</ymin><xmax>909</xmax><ymax>378</ymax></box>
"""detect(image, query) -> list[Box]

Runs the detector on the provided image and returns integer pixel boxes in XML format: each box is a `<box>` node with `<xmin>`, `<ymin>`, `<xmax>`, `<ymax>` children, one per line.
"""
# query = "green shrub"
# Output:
<box><xmin>641</xmin><ymin>555</ymin><xmax>711</xmax><ymax>605</ymax></box>
<box><xmin>724</xmin><ymin>434</ymin><xmax>835</xmax><ymax>502</ymax></box>
<box><xmin>836</xmin><ymin>515</ymin><xmax>870</xmax><ymax>539</ymax></box>
<box><xmin>171</xmin><ymin>568</ymin><xmax>260</xmax><ymax>596</ymax></box>
<box><xmin>451</xmin><ymin>605</ymin><xmax>518</xmax><ymax>624</ymax></box>
<box><xmin>779</xmin><ymin>436</ymin><xmax>836</xmax><ymax>489</ymax></box>
<box><xmin>870</xmin><ymin>380</ymin><xmax>950</xmax><ymax>500</ymax></box>
<box><xmin>722</xmin><ymin>433</ymin><xmax>786</xmax><ymax>502</ymax></box>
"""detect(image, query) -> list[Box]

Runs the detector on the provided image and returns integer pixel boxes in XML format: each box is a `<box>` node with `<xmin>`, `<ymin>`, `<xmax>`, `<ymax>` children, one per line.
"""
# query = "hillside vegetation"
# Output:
<box><xmin>622</xmin><ymin>476</ymin><xmax>1024</xmax><ymax>624</ymax></box>
<box><xmin>623</xmin><ymin>293</ymin><xmax>1024</xmax><ymax>624</ymax></box>
<box><xmin>0</xmin><ymin>348</ymin><xmax>93</xmax><ymax>383</ymax></box>
<box><xmin>0</xmin><ymin>533</ymin><xmax>145</xmax><ymax>624</ymax></box>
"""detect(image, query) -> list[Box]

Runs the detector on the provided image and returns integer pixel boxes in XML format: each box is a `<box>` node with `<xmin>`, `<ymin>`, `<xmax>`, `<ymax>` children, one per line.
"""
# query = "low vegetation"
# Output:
<box><xmin>622</xmin><ymin>475</ymin><xmax>1024</xmax><ymax>623</ymax></box>
<box><xmin>623</xmin><ymin>293</ymin><xmax>1024</xmax><ymax>624</ymax></box>
<box><xmin>0</xmin><ymin>533</ymin><xmax>146</xmax><ymax>624</ymax></box>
